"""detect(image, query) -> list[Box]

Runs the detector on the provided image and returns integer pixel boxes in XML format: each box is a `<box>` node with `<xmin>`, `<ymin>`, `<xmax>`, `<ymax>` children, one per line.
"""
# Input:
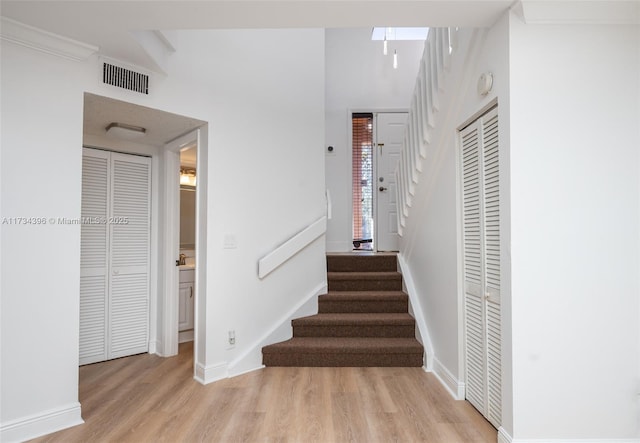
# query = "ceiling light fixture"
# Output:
<box><xmin>105</xmin><ymin>122</ymin><xmax>146</xmax><ymax>139</ymax></box>
<box><xmin>393</xmin><ymin>50</ymin><xmax>398</xmax><ymax>69</ymax></box>
<box><xmin>180</xmin><ymin>167</ymin><xmax>196</xmax><ymax>187</ymax></box>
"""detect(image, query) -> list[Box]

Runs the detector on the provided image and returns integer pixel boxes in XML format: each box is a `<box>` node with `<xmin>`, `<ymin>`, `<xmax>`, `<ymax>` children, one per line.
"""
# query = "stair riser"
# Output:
<box><xmin>263</xmin><ymin>353</ymin><xmax>423</xmax><ymax>367</ymax></box>
<box><xmin>294</xmin><ymin>325</ymin><xmax>415</xmax><ymax>338</ymax></box>
<box><xmin>327</xmin><ymin>256</ymin><xmax>397</xmax><ymax>273</ymax></box>
<box><xmin>318</xmin><ymin>301</ymin><xmax>408</xmax><ymax>313</ymax></box>
<box><xmin>328</xmin><ymin>279</ymin><xmax>402</xmax><ymax>291</ymax></box>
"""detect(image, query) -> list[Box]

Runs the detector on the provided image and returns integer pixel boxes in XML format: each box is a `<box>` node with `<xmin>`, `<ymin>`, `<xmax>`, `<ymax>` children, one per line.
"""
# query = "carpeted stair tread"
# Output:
<box><xmin>326</xmin><ymin>254</ymin><xmax>398</xmax><ymax>272</ymax></box>
<box><xmin>293</xmin><ymin>313</ymin><xmax>415</xmax><ymax>326</ymax></box>
<box><xmin>262</xmin><ymin>253</ymin><xmax>424</xmax><ymax>367</ymax></box>
<box><xmin>321</xmin><ymin>290</ymin><xmax>408</xmax><ymax>300</ymax></box>
<box><xmin>327</xmin><ymin>271</ymin><xmax>403</xmax><ymax>291</ymax></box>
<box><xmin>319</xmin><ymin>291</ymin><xmax>408</xmax><ymax>313</ymax></box>
<box><xmin>327</xmin><ymin>271</ymin><xmax>402</xmax><ymax>280</ymax></box>
<box><xmin>262</xmin><ymin>337</ymin><xmax>423</xmax><ymax>354</ymax></box>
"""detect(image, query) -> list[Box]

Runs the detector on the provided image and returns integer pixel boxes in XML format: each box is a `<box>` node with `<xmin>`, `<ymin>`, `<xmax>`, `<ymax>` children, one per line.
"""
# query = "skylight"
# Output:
<box><xmin>371</xmin><ymin>27</ymin><xmax>429</xmax><ymax>41</ymax></box>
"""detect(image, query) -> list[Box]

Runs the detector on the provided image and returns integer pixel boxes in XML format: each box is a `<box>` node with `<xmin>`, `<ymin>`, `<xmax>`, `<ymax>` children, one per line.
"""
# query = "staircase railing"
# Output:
<box><xmin>258</xmin><ymin>215</ymin><xmax>327</xmax><ymax>279</ymax></box>
<box><xmin>395</xmin><ymin>27</ymin><xmax>459</xmax><ymax>235</ymax></box>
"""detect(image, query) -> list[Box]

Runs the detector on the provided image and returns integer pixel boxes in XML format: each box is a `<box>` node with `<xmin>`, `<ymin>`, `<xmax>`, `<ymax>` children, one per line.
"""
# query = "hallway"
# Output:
<box><xmin>31</xmin><ymin>343</ymin><xmax>496</xmax><ymax>442</ymax></box>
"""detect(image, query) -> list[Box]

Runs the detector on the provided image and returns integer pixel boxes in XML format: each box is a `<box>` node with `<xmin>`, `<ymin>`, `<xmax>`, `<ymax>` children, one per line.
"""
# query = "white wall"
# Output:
<box><xmin>1</xmin><ymin>27</ymin><xmax>326</xmax><ymax>441</ymax></box>
<box><xmin>398</xmin><ymin>16</ymin><xmax>513</xmax><ymax>432</ymax></box>
<box><xmin>399</xmin><ymin>12</ymin><xmax>640</xmax><ymax>440</ymax></box>
<box><xmin>0</xmin><ymin>42</ymin><xmax>90</xmax><ymax>438</ymax></box>
<box><xmin>324</xmin><ymin>28</ymin><xmax>424</xmax><ymax>251</ymax></box>
<box><xmin>508</xmin><ymin>15</ymin><xmax>640</xmax><ymax>440</ymax></box>
<box><xmin>160</xmin><ymin>29</ymin><xmax>327</xmax><ymax>376</ymax></box>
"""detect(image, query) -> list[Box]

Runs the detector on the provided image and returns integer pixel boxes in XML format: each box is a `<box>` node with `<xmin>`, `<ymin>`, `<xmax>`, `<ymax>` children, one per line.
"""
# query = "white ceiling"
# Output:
<box><xmin>1</xmin><ymin>0</ymin><xmax>513</xmax><ymax>72</ymax></box>
<box><xmin>15</xmin><ymin>1</ymin><xmax>512</xmax><ymax>165</ymax></box>
<box><xmin>83</xmin><ymin>93</ymin><xmax>205</xmax><ymax>147</ymax></box>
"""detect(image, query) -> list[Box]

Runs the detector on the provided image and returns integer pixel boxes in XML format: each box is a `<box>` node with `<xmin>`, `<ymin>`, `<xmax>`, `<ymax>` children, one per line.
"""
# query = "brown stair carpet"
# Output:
<box><xmin>262</xmin><ymin>254</ymin><xmax>424</xmax><ymax>367</ymax></box>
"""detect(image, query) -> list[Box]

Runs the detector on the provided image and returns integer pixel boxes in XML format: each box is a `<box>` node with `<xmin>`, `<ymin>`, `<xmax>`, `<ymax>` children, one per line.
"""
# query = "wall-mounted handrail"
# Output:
<box><xmin>258</xmin><ymin>216</ymin><xmax>327</xmax><ymax>279</ymax></box>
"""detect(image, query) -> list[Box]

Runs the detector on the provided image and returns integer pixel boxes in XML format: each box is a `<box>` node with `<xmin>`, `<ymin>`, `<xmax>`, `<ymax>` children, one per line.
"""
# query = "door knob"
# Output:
<box><xmin>379</xmin><ymin>186</ymin><xmax>388</xmax><ymax>192</ymax></box>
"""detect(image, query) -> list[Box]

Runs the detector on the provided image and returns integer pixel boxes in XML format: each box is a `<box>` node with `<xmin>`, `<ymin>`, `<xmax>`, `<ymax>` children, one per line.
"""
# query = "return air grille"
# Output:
<box><xmin>103</xmin><ymin>62</ymin><xmax>149</xmax><ymax>95</ymax></box>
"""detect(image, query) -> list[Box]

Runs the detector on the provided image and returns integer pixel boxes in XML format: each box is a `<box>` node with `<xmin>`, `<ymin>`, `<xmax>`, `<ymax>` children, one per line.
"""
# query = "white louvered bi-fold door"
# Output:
<box><xmin>79</xmin><ymin>148</ymin><xmax>151</xmax><ymax>365</ymax></box>
<box><xmin>460</xmin><ymin>106</ymin><xmax>501</xmax><ymax>429</ymax></box>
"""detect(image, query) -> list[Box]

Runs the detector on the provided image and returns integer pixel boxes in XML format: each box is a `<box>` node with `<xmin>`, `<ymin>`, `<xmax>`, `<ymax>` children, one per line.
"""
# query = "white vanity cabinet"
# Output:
<box><xmin>178</xmin><ymin>269</ymin><xmax>195</xmax><ymax>333</ymax></box>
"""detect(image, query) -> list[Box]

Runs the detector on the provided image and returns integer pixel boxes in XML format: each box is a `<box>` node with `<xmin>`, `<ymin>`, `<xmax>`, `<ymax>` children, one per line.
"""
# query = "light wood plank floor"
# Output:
<box><xmin>31</xmin><ymin>342</ymin><xmax>497</xmax><ymax>442</ymax></box>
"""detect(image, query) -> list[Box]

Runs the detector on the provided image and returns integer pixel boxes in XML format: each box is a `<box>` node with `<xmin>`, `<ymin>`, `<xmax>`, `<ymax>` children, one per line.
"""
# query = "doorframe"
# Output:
<box><xmin>348</xmin><ymin>108</ymin><xmax>407</xmax><ymax>252</ymax></box>
<box><xmin>160</xmin><ymin>129</ymin><xmax>205</xmax><ymax>359</ymax></box>
<box><xmin>456</xmin><ymin>98</ymin><xmax>499</xmax><ymax>407</ymax></box>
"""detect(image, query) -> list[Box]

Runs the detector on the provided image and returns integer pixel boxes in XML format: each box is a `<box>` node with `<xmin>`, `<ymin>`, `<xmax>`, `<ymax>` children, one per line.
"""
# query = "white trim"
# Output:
<box><xmin>194</xmin><ymin>362</ymin><xmax>228</xmax><ymax>385</ymax></box>
<box><xmin>193</xmin><ymin>127</ymin><xmax>208</xmax><ymax>388</ymax></box>
<box><xmin>178</xmin><ymin>330</ymin><xmax>194</xmax><ymax>343</ymax></box>
<box><xmin>227</xmin><ymin>281</ymin><xmax>327</xmax><ymax>377</ymax></box>
<box><xmin>431</xmin><ymin>357</ymin><xmax>465</xmax><ymax>400</ymax></box>
<box><xmin>397</xmin><ymin>252</ymin><xmax>434</xmax><ymax>370</ymax></box>
<box><xmin>0</xmin><ymin>402</ymin><xmax>83</xmax><ymax>443</ymax></box>
<box><xmin>0</xmin><ymin>17</ymin><xmax>98</xmax><ymax>61</ymax></box>
<box><xmin>498</xmin><ymin>427</ymin><xmax>513</xmax><ymax>443</ymax></box>
<box><xmin>148</xmin><ymin>339</ymin><xmax>159</xmax><ymax>354</ymax></box>
<box><xmin>510</xmin><ymin>440</ymin><xmax>639</xmax><ymax>443</ymax></box>
<box><xmin>160</xmin><ymin>129</ymin><xmax>202</xmax><ymax>359</ymax></box>
<box><xmin>160</xmin><ymin>147</ymin><xmax>181</xmax><ymax>357</ymax></box>
<box><xmin>258</xmin><ymin>216</ymin><xmax>326</xmax><ymax>279</ymax></box>
<box><xmin>520</xmin><ymin>0</ymin><xmax>640</xmax><ymax>25</ymax></box>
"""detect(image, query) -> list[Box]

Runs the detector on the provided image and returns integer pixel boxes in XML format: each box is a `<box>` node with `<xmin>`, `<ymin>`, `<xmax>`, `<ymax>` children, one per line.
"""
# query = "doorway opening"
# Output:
<box><xmin>351</xmin><ymin>111</ymin><xmax>406</xmax><ymax>252</ymax></box>
<box><xmin>352</xmin><ymin>113</ymin><xmax>374</xmax><ymax>250</ymax></box>
<box><xmin>178</xmin><ymin>146</ymin><xmax>197</xmax><ymax>345</ymax></box>
<box><xmin>81</xmin><ymin>92</ymin><xmax>207</xmax><ymax>372</ymax></box>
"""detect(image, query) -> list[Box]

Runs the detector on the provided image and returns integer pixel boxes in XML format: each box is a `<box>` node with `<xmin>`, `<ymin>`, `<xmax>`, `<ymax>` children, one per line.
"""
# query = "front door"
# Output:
<box><xmin>375</xmin><ymin>112</ymin><xmax>407</xmax><ymax>251</ymax></box>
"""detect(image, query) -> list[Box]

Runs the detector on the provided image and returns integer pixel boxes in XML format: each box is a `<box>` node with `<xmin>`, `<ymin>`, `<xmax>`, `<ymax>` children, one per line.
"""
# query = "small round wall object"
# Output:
<box><xmin>327</xmin><ymin>145</ymin><xmax>334</xmax><ymax>152</ymax></box>
<box><xmin>477</xmin><ymin>72</ymin><xmax>493</xmax><ymax>96</ymax></box>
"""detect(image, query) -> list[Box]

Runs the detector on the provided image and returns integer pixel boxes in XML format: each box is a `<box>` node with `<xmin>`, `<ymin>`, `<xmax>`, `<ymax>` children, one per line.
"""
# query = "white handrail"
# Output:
<box><xmin>258</xmin><ymin>216</ymin><xmax>327</xmax><ymax>279</ymax></box>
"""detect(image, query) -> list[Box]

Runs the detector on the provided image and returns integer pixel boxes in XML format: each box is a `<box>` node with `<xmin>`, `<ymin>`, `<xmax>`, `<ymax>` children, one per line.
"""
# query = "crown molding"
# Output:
<box><xmin>0</xmin><ymin>17</ymin><xmax>98</xmax><ymax>61</ymax></box>
<box><xmin>520</xmin><ymin>0</ymin><xmax>640</xmax><ymax>25</ymax></box>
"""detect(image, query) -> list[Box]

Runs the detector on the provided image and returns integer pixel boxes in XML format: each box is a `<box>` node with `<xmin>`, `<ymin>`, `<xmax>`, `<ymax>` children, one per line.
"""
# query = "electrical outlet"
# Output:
<box><xmin>228</xmin><ymin>330</ymin><xmax>235</xmax><ymax>347</ymax></box>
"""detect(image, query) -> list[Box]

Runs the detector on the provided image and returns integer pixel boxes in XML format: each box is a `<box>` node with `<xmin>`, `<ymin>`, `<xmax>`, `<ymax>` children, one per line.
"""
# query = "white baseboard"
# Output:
<box><xmin>431</xmin><ymin>356</ymin><xmax>465</xmax><ymax>400</ymax></box>
<box><xmin>397</xmin><ymin>253</ymin><xmax>435</xmax><ymax>371</ymax></box>
<box><xmin>498</xmin><ymin>427</ymin><xmax>513</xmax><ymax>443</ymax></box>
<box><xmin>148</xmin><ymin>339</ymin><xmax>159</xmax><ymax>354</ymax></box>
<box><xmin>0</xmin><ymin>402</ymin><xmax>83</xmax><ymax>443</ymax></box>
<box><xmin>194</xmin><ymin>362</ymin><xmax>228</xmax><ymax>385</ymax></box>
<box><xmin>178</xmin><ymin>330</ymin><xmax>194</xmax><ymax>343</ymax></box>
<box><xmin>226</xmin><ymin>282</ymin><xmax>326</xmax><ymax>377</ymax></box>
<box><xmin>501</xmin><ymin>425</ymin><xmax>640</xmax><ymax>443</ymax></box>
<box><xmin>510</xmin><ymin>439</ymin><xmax>639</xmax><ymax>443</ymax></box>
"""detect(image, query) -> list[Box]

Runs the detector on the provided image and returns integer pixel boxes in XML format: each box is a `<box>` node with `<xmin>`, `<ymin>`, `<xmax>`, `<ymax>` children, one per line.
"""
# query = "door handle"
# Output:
<box><xmin>379</xmin><ymin>186</ymin><xmax>388</xmax><ymax>192</ymax></box>
<box><xmin>190</xmin><ymin>286</ymin><xmax>193</xmax><ymax>298</ymax></box>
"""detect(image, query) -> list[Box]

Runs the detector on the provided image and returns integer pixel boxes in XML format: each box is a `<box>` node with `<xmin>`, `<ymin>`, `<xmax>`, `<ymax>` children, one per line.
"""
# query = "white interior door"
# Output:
<box><xmin>79</xmin><ymin>148</ymin><xmax>151</xmax><ymax>365</ymax></box>
<box><xmin>376</xmin><ymin>112</ymin><xmax>407</xmax><ymax>252</ymax></box>
<box><xmin>460</xmin><ymin>106</ymin><xmax>501</xmax><ymax>428</ymax></box>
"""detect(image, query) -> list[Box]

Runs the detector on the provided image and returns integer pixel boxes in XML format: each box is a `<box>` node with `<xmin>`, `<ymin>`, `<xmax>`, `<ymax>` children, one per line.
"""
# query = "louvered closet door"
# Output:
<box><xmin>79</xmin><ymin>148</ymin><xmax>110</xmax><ymax>365</ymax></box>
<box><xmin>108</xmin><ymin>152</ymin><xmax>151</xmax><ymax>359</ymax></box>
<box><xmin>79</xmin><ymin>148</ymin><xmax>150</xmax><ymax>364</ymax></box>
<box><xmin>461</xmin><ymin>106</ymin><xmax>501</xmax><ymax>429</ymax></box>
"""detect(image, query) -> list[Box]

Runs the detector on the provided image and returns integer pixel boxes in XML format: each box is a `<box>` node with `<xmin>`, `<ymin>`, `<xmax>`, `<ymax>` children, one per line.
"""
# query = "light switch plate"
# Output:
<box><xmin>223</xmin><ymin>234</ymin><xmax>237</xmax><ymax>249</ymax></box>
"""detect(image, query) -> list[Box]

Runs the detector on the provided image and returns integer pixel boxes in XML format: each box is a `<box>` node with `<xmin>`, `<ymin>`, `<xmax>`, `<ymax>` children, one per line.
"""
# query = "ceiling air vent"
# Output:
<box><xmin>102</xmin><ymin>62</ymin><xmax>149</xmax><ymax>95</ymax></box>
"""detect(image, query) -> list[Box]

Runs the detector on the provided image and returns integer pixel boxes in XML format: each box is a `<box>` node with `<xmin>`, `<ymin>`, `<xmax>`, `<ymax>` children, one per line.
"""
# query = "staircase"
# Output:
<box><xmin>262</xmin><ymin>253</ymin><xmax>424</xmax><ymax>367</ymax></box>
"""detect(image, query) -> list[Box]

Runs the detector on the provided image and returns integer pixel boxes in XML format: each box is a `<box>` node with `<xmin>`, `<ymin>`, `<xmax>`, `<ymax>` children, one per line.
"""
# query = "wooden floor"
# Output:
<box><xmin>31</xmin><ymin>342</ymin><xmax>497</xmax><ymax>442</ymax></box>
